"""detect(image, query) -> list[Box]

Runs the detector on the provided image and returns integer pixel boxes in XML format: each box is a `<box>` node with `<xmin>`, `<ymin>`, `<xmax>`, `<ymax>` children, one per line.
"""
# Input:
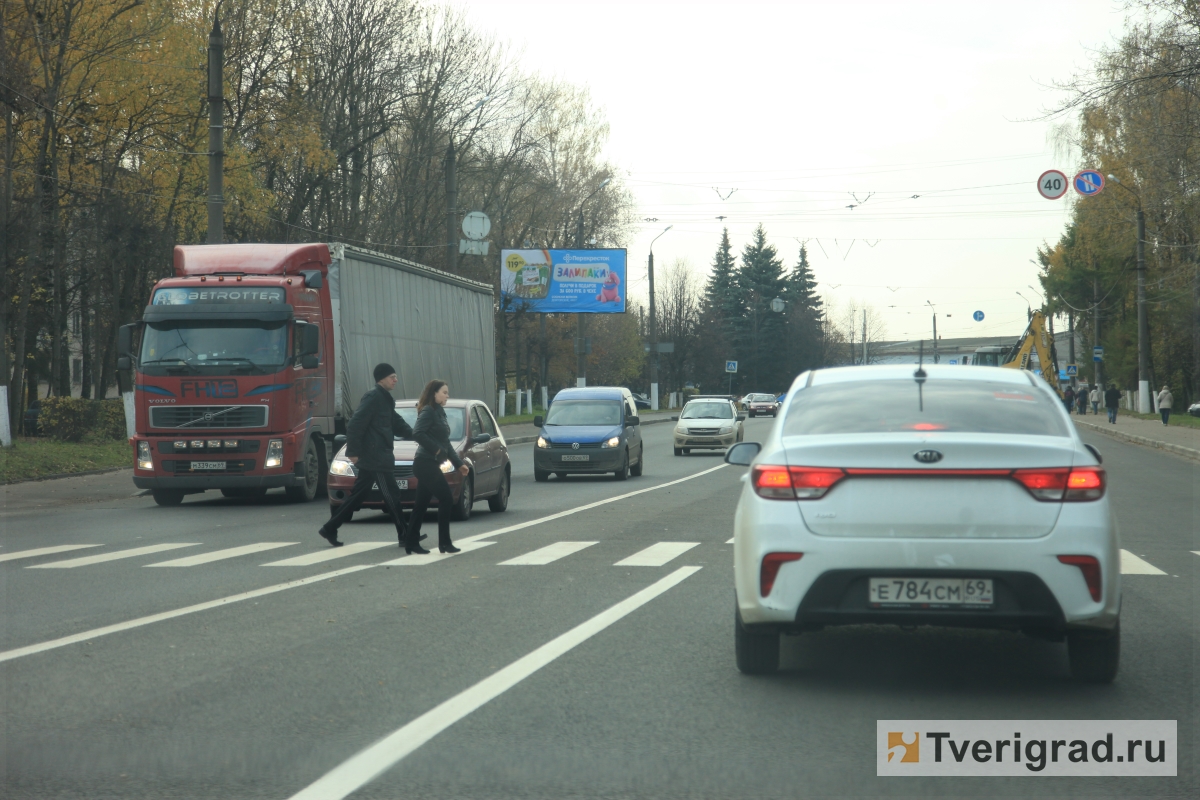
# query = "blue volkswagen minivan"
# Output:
<box><xmin>533</xmin><ymin>387</ymin><xmax>643</xmax><ymax>481</ymax></box>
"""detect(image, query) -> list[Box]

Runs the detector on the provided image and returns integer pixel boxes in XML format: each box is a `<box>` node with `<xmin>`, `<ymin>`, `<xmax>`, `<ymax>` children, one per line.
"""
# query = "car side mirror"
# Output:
<box><xmin>1085</xmin><ymin>443</ymin><xmax>1102</xmax><ymax>464</ymax></box>
<box><xmin>533</xmin><ymin>415</ymin><xmax>544</xmax><ymax>428</ymax></box>
<box><xmin>626</xmin><ymin>416</ymin><xmax>640</xmax><ymax>426</ymax></box>
<box><xmin>471</xmin><ymin>433</ymin><xmax>492</xmax><ymax>445</ymax></box>
<box><xmin>334</xmin><ymin>435</ymin><xmax>347</xmax><ymax>448</ymax></box>
<box><xmin>724</xmin><ymin>441</ymin><xmax>761</xmax><ymax>466</ymax></box>
<box><xmin>737</xmin><ymin>412</ymin><xmax>747</xmax><ymax>421</ymax></box>
<box><xmin>671</xmin><ymin>415</ymin><xmax>679</xmax><ymax>421</ymax></box>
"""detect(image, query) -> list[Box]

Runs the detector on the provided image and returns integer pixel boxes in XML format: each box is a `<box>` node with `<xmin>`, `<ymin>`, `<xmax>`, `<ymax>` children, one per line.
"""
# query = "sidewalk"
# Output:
<box><xmin>1073</xmin><ymin>412</ymin><xmax>1200</xmax><ymax>463</ymax></box>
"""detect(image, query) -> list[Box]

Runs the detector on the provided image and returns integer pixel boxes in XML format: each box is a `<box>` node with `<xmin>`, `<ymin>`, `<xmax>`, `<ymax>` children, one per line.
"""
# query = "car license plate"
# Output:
<box><xmin>192</xmin><ymin>461</ymin><xmax>226</xmax><ymax>470</ymax></box>
<box><xmin>868</xmin><ymin>578</ymin><xmax>993</xmax><ymax>607</ymax></box>
<box><xmin>373</xmin><ymin>480</ymin><xmax>409</xmax><ymax>490</ymax></box>
<box><xmin>561</xmin><ymin>454</ymin><xmax>590</xmax><ymax>461</ymax></box>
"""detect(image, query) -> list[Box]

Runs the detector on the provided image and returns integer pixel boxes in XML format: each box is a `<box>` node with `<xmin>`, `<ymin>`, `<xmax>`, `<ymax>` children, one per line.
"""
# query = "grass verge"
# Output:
<box><xmin>1</xmin><ymin>437</ymin><xmax>130</xmax><ymax>484</ymax></box>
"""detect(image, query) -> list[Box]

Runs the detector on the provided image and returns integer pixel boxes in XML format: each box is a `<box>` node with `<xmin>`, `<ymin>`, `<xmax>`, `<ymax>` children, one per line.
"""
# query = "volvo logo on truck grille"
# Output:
<box><xmin>914</xmin><ymin>449</ymin><xmax>943</xmax><ymax>464</ymax></box>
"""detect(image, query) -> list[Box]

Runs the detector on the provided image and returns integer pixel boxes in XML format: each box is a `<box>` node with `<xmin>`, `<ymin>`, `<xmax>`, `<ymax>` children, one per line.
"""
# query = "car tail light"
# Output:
<box><xmin>1012</xmin><ymin>467</ymin><xmax>1105</xmax><ymax>501</ymax></box>
<box><xmin>1058</xmin><ymin>555</ymin><xmax>1102</xmax><ymax>601</ymax></box>
<box><xmin>761</xmin><ymin>552</ymin><xmax>803</xmax><ymax>597</ymax></box>
<box><xmin>751</xmin><ymin>466</ymin><xmax>845</xmax><ymax>500</ymax></box>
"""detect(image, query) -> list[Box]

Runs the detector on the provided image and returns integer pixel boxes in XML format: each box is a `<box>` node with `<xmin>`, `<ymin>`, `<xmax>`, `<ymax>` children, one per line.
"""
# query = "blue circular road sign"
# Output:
<box><xmin>1074</xmin><ymin>170</ymin><xmax>1105</xmax><ymax>197</ymax></box>
<box><xmin>973</xmin><ymin>310</ymin><xmax>984</xmax><ymax>322</ymax></box>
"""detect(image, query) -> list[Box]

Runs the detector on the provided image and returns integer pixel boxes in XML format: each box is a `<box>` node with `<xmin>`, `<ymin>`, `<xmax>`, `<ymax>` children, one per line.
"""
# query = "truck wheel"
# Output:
<box><xmin>152</xmin><ymin>489</ymin><xmax>184</xmax><ymax>507</ymax></box>
<box><xmin>735</xmin><ymin>605</ymin><xmax>780</xmax><ymax>675</ymax></box>
<box><xmin>285</xmin><ymin>438</ymin><xmax>320</xmax><ymax>503</ymax></box>
<box><xmin>1068</xmin><ymin>620</ymin><xmax>1120</xmax><ymax>683</ymax></box>
<box><xmin>488</xmin><ymin>469</ymin><xmax>510</xmax><ymax>512</ymax></box>
<box><xmin>534</xmin><ymin>467</ymin><xmax>549</xmax><ymax>482</ymax></box>
<box><xmin>451</xmin><ymin>475</ymin><xmax>473</xmax><ymax>521</ymax></box>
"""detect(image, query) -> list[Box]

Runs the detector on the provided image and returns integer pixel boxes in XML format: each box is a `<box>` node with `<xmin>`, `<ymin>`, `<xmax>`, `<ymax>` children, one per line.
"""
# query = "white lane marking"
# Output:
<box><xmin>0</xmin><ymin>545</ymin><xmax>102</xmax><ymax>563</ymax></box>
<box><xmin>28</xmin><ymin>543</ymin><xmax>200</xmax><ymax>569</ymax></box>
<box><xmin>263</xmin><ymin>542</ymin><xmax>395</xmax><ymax>566</ymax></box>
<box><xmin>287</xmin><ymin>566</ymin><xmax>701</xmax><ymax>800</ymax></box>
<box><xmin>725</xmin><ymin>538</ymin><xmax>735</xmax><ymax>545</ymax></box>
<box><xmin>146</xmin><ymin>542</ymin><xmax>298</xmax><ymax>567</ymax></box>
<box><xmin>459</xmin><ymin>464</ymin><xmax>727</xmax><ymax>545</ymax></box>
<box><xmin>0</xmin><ymin>564</ymin><xmax>375</xmax><ymax>664</ymax></box>
<box><xmin>377</xmin><ymin>541</ymin><xmax>495</xmax><ymax>566</ymax></box>
<box><xmin>498</xmin><ymin>541</ymin><xmax>597</xmax><ymax>566</ymax></box>
<box><xmin>1192</xmin><ymin>551</ymin><xmax>1200</xmax><ymax>557</ymax></box>
<box><xmin>1120</xmin><ymin>549</ymin><xmax>1167</xmax><ymax>575</ymax></box>
<box><xmin>614</xmin><ymin>541</ymin><xmax>700</xmax><ymax>567</ymax></box>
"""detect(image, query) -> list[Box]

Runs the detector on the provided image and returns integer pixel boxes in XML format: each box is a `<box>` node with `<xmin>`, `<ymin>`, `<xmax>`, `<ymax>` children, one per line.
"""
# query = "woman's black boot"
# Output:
<box><xmin>439</xmin><ymin>541</ymin><xmax>460</xmax><ymax>554</ymax></box>
<box><xmin>405</xmin><ymin>538</ymin><xmax>430</xmax><ymax>555</ymax></box>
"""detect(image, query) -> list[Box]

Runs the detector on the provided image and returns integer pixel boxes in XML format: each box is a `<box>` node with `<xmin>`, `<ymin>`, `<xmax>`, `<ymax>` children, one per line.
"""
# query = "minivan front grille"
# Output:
<box><xmin>149</xmin><ymin>405</ymin><xmax>269</xmax><ymax>429</ymax></box>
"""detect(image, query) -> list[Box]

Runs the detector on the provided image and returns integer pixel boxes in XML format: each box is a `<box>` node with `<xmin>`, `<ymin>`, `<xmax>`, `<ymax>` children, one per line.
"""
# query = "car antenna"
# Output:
<box><xmin>914</xmin><ymin>341</ymin><xmax>927</xmax><ymax>412</ymax></box>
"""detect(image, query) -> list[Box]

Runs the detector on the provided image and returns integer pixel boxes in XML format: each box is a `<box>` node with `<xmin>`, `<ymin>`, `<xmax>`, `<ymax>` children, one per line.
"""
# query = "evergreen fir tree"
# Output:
<box><xmin>703</xmin><ymin>228</ymin><xmax>738</xmax><ymax>320</ymax></box>
<box><xmin>734</xmin><ymin>225</ymin><xmax>787</xmax><ymax>390</ymax></box>
<box><xmin>783</xmin><ymin>244</ymin><xmax>826</xmax><ymax>375</ymax></box>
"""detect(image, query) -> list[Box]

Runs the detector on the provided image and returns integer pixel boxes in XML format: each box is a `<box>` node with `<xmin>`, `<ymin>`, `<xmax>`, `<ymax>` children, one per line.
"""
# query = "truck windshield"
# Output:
<box><xmin>140</xmin><ymin>321</ymin><xmax>289</xmax><ymax>373</ymax></box>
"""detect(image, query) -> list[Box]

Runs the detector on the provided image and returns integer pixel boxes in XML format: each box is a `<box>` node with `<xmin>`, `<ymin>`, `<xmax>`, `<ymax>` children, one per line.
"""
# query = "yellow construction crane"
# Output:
<box><xmin>973</xmin><ymin>311</ymin><xmax>1060</xmax><ymax>395</ymax></box>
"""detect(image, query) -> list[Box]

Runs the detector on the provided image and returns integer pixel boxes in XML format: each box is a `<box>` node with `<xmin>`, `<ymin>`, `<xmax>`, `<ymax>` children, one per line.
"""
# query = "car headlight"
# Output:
<box><xmin>718</xmin><ymin>425</ymin><xmax>733</xmax><ymax>435</ymax></box>
<box><xmin>264</xmin><ymin>439</ymin><xmax>284</xmax><ymax>469</ymax></box>
<box><xmin>537</xmin><ymin>436</ymin><xmax>550</xmax><ymax>449</ymax></box>
<box><xmin>675</xmin><ymin>425</ymin><xmax>686</xmax><ymax>435</ymax></box>
<box><xmin>329</xmin><ymin>458</ymin><xmax>356</xmax><ymax>476</ymax></box>
<box><xmin>439</xmin><ymin>459</ymin><xmax>455</xmax><ymax>473</ymax></box>
<box><xmin>601</xmin><ymin>436</ymin><xmax>620</xmax><ymax>448</ymax></box>
<box><xmin>137</xmin><ymin>440</ymin><xmax>153</xmax><ymax>470</ymax></box>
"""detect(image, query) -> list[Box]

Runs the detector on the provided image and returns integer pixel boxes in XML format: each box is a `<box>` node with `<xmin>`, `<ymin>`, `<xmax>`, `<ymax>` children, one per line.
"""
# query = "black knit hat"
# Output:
<box><xmin>374</xmin><ymin>363</ymin><xmax>396</xmax><ymax>382</ymax></box>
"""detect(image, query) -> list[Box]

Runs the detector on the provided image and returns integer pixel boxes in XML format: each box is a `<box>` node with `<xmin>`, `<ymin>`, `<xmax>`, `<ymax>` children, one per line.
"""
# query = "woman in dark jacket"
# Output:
<box><xmin>409</xmin><ymin>379</ymin><xmax>468</xmax><ymax>553</ymax></box>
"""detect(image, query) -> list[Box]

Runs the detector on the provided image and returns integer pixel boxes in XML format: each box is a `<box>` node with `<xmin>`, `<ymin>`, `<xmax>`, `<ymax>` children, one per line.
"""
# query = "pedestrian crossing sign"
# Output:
<box><xmin>1066</xmin><ymin>364</ymin><xmax>1078</xmax><ymax>376</ymax></box>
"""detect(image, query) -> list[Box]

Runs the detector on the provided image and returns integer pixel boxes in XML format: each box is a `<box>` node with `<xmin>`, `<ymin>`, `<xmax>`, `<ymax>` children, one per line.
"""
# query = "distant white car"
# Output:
<box><xmin>1188</xmin><ymin>401</ymin><xmax>1200</xmax><ymax>418</ymax></box>
<box><xmin>726</xmin><ymin>364</ymin><xmax>1121</xmax><ymax>682</ymax></box>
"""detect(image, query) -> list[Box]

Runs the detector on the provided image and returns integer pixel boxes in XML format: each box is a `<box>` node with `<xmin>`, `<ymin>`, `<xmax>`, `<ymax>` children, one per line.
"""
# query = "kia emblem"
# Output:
<box><xmin>572</xmin><ymin>442</ymin><xmax>580</xmax><ymax>450</ymax></box>
<box><xmin>914</xmin><ymin>449</ymin><xmax>943</xmax><ymax>464</ymax></box>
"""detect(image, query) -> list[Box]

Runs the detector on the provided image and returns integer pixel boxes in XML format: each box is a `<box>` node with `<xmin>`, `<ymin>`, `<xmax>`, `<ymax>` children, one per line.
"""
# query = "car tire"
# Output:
<box><xmin>451</xmin><ymin>475</ymin><xmax>473</xmax><ymax>521</ymax></box>
<box><xmin>614</xmin><ymin>451</ymin><xmax>629</xmax><ymax>481</ymax></box>
<box><xmin>285</xmin><ymin>438</ymin><xmax>321</xmax><ymax>503</ymax></box>
<box><xmin>735</xmin><ymin>605</ymin><xmax>780</xmax><ymax>675</ymax></box>
<box><xmin>682</xmin><ymin>448</ymin><xmax>690</xmax><ymax>455</ymax></box>
<box><xmin>630</xmin><ymin>447</ymin><xmax>644</xmax><ymax>476</ymax></box>
<box><xmin>488</xmin><ymin>469</ymin><xmax>510</xmax><ymax>512</ymax></box>
<box><xmin>673</xmin><ymin>447</ymin><xmax>682</xmax><ymax>456</ymax></box>
<box><xmin>534</xmin><ymin>467</ymin><xmax>549</xmax><ymax>482</ymax></box>
<box><xmin>152</xmin><ymin>489</ymin><xmax>185</xmax><ymax>507</ymax></box>
<box><xmin>748</xmin><ymin>411</ymin><xmax>755</xmax><ymax>418</ymax></box>
<box><xmin>1067</xmin><ymin>620</ymin><xmax>1120</xmax><ymax>683</ymax></box>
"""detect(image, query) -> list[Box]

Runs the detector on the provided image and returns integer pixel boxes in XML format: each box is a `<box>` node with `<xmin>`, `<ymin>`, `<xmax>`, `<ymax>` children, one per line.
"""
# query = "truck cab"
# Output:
<box><xmin>123</xmin><ymin>244</ymin><xmax>335</xmax><ymax>506</ymax></box>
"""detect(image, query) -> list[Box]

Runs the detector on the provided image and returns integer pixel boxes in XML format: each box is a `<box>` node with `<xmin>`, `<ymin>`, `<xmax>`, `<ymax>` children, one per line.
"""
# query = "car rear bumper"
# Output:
<box><xmin>535</xmin><ymin>448</ymin><xmax>624</xmax><ymax>473</ymax></box>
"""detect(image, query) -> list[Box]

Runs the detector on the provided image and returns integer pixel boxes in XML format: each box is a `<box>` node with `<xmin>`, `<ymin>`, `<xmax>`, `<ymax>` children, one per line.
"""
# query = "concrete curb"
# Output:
<box><xmin>499</xmin><ymin>416</ymin><xmax>674</xmax><ymax>447</ymax></box>
<box><xmin>1074</xmin><ymin>418</ymin><xmax>1200</xmax><ymax>463</ymax></box>
<box><xmin>1</xmin><ymin>465</ymin><xmax>130</xmax><ymax>486</ymax></box>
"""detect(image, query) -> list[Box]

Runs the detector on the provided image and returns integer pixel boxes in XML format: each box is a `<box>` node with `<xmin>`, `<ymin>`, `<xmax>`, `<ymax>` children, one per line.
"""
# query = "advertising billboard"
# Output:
<box><xmin>500</xmin><ymin>248</ymin><xmax>627</xmax><ymax>313</ymax></box>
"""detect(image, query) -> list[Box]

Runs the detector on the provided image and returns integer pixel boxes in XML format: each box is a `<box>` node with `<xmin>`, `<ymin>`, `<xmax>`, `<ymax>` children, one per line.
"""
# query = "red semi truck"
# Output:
<box><xmin>121</xmin><ymin>243</ymin><xmax>495</xmax><ymax>506</ymax></box>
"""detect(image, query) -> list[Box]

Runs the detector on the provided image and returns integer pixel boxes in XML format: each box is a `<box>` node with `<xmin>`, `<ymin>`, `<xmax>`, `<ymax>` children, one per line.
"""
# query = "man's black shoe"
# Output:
<box><xmin>318</xmin><ymin>527</ymin><xmax>344</xmax><ymax>547</ymax></box>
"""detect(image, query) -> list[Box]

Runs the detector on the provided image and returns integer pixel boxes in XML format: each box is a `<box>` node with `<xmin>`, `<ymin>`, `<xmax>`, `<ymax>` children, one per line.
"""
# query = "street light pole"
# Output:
<box><xmin>206</xmin><ymin>16</ymin><xmax>224</xmax><ymax>244</ymax></box>
<box><xmin>1108</xmin><ymin>174</ymin><xmax>1151</xmax><ymax>413</ymax></box>
<box><xmin>926</xmin><ymin>301</ymin><xmax>938</xmax><ymax>364</ymax></box>
<box><xmin>647</xmin><ymin>225</ymin><xmax>672</xmax><ymax>411</ymax></box>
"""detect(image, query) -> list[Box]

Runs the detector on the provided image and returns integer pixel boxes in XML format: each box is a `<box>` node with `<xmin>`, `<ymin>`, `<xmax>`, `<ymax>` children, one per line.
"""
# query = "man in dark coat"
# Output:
<box><xmin>1104</xmin><ymin>383</ymin><xmax>1122</xmax><ymax>424</ymax></box>
<box><xmin>318</xmin><ymin>363</ymin><xmax>414</xmax><ymax>547</ymax></box>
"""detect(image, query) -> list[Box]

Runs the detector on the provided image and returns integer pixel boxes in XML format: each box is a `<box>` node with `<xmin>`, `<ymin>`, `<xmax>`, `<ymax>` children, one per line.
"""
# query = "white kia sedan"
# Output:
<box><xmin>726</xmin><ymin>364</ymin><xmax>1120</xmax><ymax>682</ymax></box>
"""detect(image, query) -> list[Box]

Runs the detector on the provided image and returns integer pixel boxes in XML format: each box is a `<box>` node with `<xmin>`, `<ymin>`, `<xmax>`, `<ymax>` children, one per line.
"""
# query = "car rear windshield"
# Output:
<box><xmin>545</xmin><ymin>400</ymin><xmax>622</xmax><ymax>426</ymax></box>
<box><xmin>396</xmin><ymin>407</ymin><xmax>466</xmax><ymax>440</ymax></box>
<box><xmin>782</xmin><ymin>379</ymin><xmax>1070</xmax><ymax>437</ymax></box>
<box><xmin>681</xmin><ymin>401</ymin><xmax>734</xmax><ymax>419</ymax></box>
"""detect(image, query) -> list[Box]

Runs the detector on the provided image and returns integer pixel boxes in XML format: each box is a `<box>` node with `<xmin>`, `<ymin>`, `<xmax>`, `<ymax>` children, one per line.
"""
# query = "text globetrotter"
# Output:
<box><xmin>1074</xmin><ymin>170</ymin><xmax>1106</xmax><ymax>197</ymax></box>
<box><xmin>1037</xmin><ymin>170</ymin><xmax>1068</xmax><ymax>200</ymax></box>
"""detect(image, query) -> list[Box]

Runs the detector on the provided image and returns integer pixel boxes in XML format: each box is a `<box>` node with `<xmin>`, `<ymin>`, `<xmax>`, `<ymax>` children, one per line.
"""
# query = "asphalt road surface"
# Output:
<box><xmin>2</xmin><ymin>418</ymin><xmax>1196</xmax><ymax>798</ymax></box>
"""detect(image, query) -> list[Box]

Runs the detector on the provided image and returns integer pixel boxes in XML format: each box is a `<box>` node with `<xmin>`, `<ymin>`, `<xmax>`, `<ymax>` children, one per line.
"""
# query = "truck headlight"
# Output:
<box><xmin>137</xmin><ymin>440</ymin><xmax>153</xmax><ymax>470</ymax></box>
<box><xmin>537</xmin><ymin>436</ymin><xmax>550</xmax><ymax>449</ymax></box>
<box><xmin>719</xmin><ymin>425</ymin><xmax>734</xmax><ymax>435</ymax></box>
<box><xmin>264</xmin><ymin>439</ymin><xmax>284</xmax><ymax>469</ymax></box>
<box><xmin>329</xmin><ymin>458</ymin><xmax>356</xmax><ymax>476</ymax></box>
<box><xmin>602</xmin><ymin>436</ymin><xmax>620</xmax><ymax>448</ymax></box>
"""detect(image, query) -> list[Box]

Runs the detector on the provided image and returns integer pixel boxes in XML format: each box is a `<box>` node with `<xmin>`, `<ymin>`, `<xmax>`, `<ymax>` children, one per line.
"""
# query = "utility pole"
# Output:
<box><xmin>647</xmin><ymin>225</ymin><xmax>671</xmax><ymax>409</ymax></box>
<box><xmin>1136</xmin><ymin>208</ymin><xmax>1150</xmax><ymax>413</ymax></box>
<box><xmin>575</xmin><ymin>208</ymin><xmax>586</xmax><ymax>387</ymax></box>
<box><xmin>1067</xmin><ymin>310</ymin><xmax>1076</xmax><ymax>390</ymax></box>
<box><xmin>445</xmin><ymin>142</ymin><xmax>457</xmax><ymax>274</ymax></box>
<box><xmin>927</xmin><ymin>301</ymin><xmax>938</xmax><ymax>364</ymax></box>
<box><xmin>1093</xmin><ymin>271</ymin><xmax>1102</xmax><ymax>391</ymax></box>
<box><xmin>206</xmin><ymin>16</ymin><xmax>224</xmax><ymax>244</ymax></box>
<box><xmin>861</xmin><ymin>309</ymin><xmax>867</xmax><ymax>365</ymax></box>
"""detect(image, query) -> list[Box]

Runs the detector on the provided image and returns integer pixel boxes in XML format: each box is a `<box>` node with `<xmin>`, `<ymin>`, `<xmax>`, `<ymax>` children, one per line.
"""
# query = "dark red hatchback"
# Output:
<box><xmin>326</xmin><ymin>398</ymin><xmax>510</xmax><ymax>521</ymax></box>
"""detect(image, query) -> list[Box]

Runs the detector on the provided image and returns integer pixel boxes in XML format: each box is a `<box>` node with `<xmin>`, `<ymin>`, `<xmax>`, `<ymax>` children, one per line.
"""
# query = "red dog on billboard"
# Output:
<box><xmin>596</xmin><ymin>271</ymin><xmax>621</xmax><ymax>304</ymax></box>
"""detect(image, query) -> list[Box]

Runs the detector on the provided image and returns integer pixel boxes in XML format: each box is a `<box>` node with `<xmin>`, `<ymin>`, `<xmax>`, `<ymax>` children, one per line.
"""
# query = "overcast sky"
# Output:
<box><xmin>456</xmin><ymin>0</ymin><xmax>1130</xmax><ymax>344</ymax></box>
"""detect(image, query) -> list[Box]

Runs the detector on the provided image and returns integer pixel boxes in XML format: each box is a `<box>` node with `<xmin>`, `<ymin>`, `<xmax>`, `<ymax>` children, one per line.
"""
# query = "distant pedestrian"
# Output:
<box><xmin>1089</xmin><ymin>386</ymin><xmax>1100</xmax><ymax>415</ymax></box>
<box><xmin>409</xmin><ymin>379</ymin><xmax>468</xmax><ymax>554</ymax></box>
<box><xmin>1104</xmin><ymin>383</ymin><xmax>1121</xmax><ymax>424</ymax></box>
<box><xmin>1157</xmin><ymin>384</ymin><xmax>1173</xmax><ymax>426</ymax></box>
<box><xmin>1061</xmin><ymin>386</ymin><xmax>1075</xmax><ymax>413</ymax></box>
<box><xmin>1076</xmin><ymin>388</ymin><xmax>1087</xmax><ymax>415</ymax></box>
<box><xmin>319</xmin><ymin>363</ymin><xmax>420</xmax><ymax>550</ymax></box>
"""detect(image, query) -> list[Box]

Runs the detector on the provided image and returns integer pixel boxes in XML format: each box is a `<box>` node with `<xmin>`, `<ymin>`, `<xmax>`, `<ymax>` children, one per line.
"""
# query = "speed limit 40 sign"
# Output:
<box><xmin>1038</xmin><ymin>169</ymin><xmax>1068</xmax><ymax>200</ymax></box>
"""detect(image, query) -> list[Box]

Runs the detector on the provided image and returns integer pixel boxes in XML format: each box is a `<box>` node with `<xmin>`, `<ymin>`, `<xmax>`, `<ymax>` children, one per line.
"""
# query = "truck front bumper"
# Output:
<box><xmin>133</xmin><ymin>471</ymin><xmax>304</xmax><ymax>490</ymax></box>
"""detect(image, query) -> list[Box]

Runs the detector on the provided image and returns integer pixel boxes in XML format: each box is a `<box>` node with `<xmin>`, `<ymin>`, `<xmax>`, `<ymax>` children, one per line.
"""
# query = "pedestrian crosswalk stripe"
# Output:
<box><xmin>0</xmin><ymin>545</ymin><xmax>102</xmax><ymax>564</ymax></box>
<box><xmin>263</xmin><ymin>542</ymin><xmax>395</xmax><ymax>566</ymax></box>
<box><xmin>1192</xmin><ymin>551</ymin><xmax>1200</xmax><ymax>557</ymax></box>
<box><xmin>377</xmin><ymin>541</ymin><xmax>494</xmax><ymax>566</ymax></box>
<box><xmin>28</xmin><ymin>543</ymin><xmax>201</xmax><ymax>569</ymax></box>
<box><xmin>614</xmin><ymin>542</ymin><xmax>700</xmax><ymax>567</ymax></box>
<box><xmin>146</xmin><ymin>542</ymin><xmax>299</xmax><ymax>567</ymax></box>
<box><xmin>1120</xmin><ymin>550</ymin><xmax>1167</xmax><ymax>575</ymax></box>
<box><xmin>725</xmin><ymin>538</ymin><xmax>734</xmax><ymax>544</ymax></box>
<box><xmin>499</xmin><ymin>541</ymin><xmax>597</xmax><ymax>566</ymax></box>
